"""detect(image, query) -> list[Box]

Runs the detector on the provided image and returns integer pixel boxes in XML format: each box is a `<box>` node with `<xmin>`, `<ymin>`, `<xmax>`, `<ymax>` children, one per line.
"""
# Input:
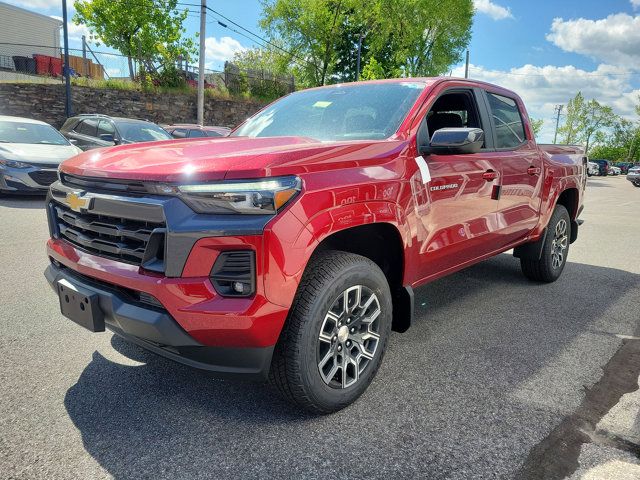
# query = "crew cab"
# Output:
<box><xmin>44</xmin><ymin>78</ymin><xmax>586</xmax><ymax>413</ymax></box>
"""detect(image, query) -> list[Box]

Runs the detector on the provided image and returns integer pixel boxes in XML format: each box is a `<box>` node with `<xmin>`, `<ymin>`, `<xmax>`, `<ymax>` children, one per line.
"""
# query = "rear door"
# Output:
<box><xmin>412</xmin><ymin>88</ymin><xmax>503</xmax><ymax>277</ymax></box>
<box><xmin>483</xmin><ymin>91</ymin><xmax>543</xmax><ymax>245</ymax></box>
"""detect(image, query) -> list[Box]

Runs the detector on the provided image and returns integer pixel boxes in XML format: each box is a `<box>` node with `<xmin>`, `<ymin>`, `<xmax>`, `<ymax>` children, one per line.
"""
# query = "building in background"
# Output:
<box><xmin>0</xmin><ymin>1</ymin><xmax>62</xmax><ymax>77</ymax></box>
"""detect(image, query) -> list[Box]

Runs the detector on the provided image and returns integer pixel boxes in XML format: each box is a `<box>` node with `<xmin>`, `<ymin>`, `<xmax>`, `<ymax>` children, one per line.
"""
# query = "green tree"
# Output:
<box><xmin>558</xmin><ymin>92</ymin><xmax>585</xmax><ymax>145</ymax></box>
<box><xmin>74</xmin><ymin>0</ymin><xmax>196</xmax><ymax>80</ymax></box>
<box><xmin>581</xmin><ymin>99</ymin><xmax>615</xmax><ymax>153</ymax></box>
<box><xmin>530</xmin><ymin>118</ymin><xmax>544</xmax><ymax>138</ymax></box>
<box><xmin>260</xmin><ymin>0</ymin><xmax>473</xmax><ymax>86</ymax></box>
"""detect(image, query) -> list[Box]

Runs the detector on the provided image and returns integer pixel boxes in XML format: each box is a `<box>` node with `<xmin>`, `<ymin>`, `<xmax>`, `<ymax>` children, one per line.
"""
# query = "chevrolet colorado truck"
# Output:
<box><xmin>44</xmin><ymin>78</ymin><xmax>586</xmax><ymax>413</ymax></box>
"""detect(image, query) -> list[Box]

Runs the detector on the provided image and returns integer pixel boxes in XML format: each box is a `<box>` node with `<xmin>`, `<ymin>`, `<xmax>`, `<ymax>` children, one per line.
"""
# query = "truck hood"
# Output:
<box><xmin>59</xmin><ymin>136</ymin><xmax>406</xmax><ymax>182</ymax></box>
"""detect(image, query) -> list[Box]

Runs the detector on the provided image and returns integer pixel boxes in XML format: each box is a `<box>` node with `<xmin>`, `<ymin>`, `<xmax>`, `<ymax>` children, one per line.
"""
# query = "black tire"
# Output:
<box><xmin>269</xmin><ymin>250</ymin><xmax>392</xmax><ymax>414</ymax></box>
<box><xmin>521</xmin><ymin>205</ymin><xmax>571</xmax><ymax>283</ymax></box>
<box><xmin>634</xmin><ymin>182</ymin><xmax>640</xmax><ymax>188</ymax></box>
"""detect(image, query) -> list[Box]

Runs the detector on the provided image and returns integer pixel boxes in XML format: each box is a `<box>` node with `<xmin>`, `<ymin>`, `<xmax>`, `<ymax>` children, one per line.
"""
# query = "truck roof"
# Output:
<box><xmin>301</xmin><ymin>77</ymin><xmax>522</xmax><ymax>99</ymax></box>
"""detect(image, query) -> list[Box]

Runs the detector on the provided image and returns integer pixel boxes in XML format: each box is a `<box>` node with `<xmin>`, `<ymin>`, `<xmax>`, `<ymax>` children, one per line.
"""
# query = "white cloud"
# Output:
<box><xmin>547</xmin><ymin>14</ymin><xmax>640</xmax><ymax>68</ymax></box>
<box><xmin>205</xmin><ymin>36</ymin><xmax>246</xmax><ymax>62</ymax></box>
<box><xmin>4</xmin><ymin>0</ymin><xmax>60</xmax><ymax>10</ymax></box>
<box><xmin>632</xmin><ymin>0</ymin><xmax>640</xmax><ymax>10</ymax></box>
<box><xmin>452</xmin><ymin>62</ymin><xmax>640</xmax><ymax>142</ymax></box>
<box><xmin>50</xmin><ymin>16</ymin><xmax>92</xmax><ymax>42</ymax></box>
<box><xmin>473</xmin><ymin>0</ymin><xmax>513</xmax><ymax>20</ymax></box>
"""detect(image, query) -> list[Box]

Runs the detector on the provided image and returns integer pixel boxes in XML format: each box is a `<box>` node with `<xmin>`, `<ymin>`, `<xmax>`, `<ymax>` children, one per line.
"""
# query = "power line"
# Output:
<box><xmin>205</xmin><ymin>6</ymin><xmax>319</xmax><ymax>71</ymax></box>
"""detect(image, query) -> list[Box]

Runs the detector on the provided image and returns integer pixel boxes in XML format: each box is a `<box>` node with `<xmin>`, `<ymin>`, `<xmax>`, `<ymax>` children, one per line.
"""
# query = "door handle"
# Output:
<box><xmin>527</xmin><ymin>166</ymin><xmax>541</xmax><ymax>176</ymax></box>
<box><xmin>482</xmin><ymin>170</ymin><xmax>499</xmax><ymax>181</ymax></box>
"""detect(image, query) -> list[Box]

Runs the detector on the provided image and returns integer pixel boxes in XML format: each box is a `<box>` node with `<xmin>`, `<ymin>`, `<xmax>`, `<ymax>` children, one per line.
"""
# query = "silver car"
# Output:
<box><xmin>627</xmin><ymin>166</ymin><xmax>640</xmax><ymax>187</ymax></box>
<box><xmin>0</xmin><ymin>115</ymin><xmax>82</xmax><ymax>194</ymax></box>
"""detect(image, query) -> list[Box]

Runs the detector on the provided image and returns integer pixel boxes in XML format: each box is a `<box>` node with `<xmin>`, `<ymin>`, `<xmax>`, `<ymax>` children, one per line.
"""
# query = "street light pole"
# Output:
<box><xmin>553</xmin><ymin>104</ymin><xmax>564</xmax><ymax>144</ymax></box>
<box><xmin>62</xmin><ymin>0</ymin><xmax>72</xmax><ymax>117</ymax></box>
<box><xmin>197</xmin><ymin>0</ymin><xmax>206</xmax><ymax>125</ymax></box>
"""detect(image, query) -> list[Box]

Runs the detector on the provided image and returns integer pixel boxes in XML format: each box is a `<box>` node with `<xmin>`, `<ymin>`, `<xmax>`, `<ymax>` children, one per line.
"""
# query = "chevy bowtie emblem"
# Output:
<box><xmin>65</xmin><ymin>192</ymin><xmax>90</xmax><ymax>212</ymax></box>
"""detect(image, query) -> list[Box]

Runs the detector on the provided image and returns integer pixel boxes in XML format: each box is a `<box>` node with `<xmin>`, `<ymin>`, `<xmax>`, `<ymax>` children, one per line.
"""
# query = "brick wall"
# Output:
<box><xmin>0</xmin><ymin>83</ymin><xmax>266</xmax><ymax>128</ymax></box>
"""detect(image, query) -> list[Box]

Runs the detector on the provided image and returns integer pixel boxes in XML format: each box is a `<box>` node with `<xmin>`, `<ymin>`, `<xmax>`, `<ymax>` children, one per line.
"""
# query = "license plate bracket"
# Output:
<box><xmin>57</xmin><ymin>278</ymin><xmax>105</xmax><ymax>332</ymax></box>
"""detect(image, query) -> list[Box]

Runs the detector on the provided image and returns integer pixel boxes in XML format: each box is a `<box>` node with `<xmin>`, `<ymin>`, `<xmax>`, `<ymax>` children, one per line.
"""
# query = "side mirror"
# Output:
<box><xmin>99</xmin><ymin>134</ymin><xmax>115</xmax><ymax>144</ymax></box>
<box><xmin>423</xmin><ymin>128</ymin><xmax>484</xmax><ymax>155</ymax></box>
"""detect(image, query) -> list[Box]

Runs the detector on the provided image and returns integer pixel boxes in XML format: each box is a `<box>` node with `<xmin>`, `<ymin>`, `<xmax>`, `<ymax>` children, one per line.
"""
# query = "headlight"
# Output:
<box><xmin>151</xmin><ymin>176</ymin><xmax>302</xmax><ymax>214</ymax></box>
<box><xmin>0</xmin><ymin>159</ymin><xmax>31</xmax><ymax>169</ymax></box>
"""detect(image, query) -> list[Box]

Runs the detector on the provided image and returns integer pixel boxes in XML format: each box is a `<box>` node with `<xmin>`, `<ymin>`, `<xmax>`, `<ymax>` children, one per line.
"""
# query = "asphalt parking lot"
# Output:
<box><xmin>1</xmin><ymin>176</ymin><xmax>639</xmax><ymax>479</ymax></box>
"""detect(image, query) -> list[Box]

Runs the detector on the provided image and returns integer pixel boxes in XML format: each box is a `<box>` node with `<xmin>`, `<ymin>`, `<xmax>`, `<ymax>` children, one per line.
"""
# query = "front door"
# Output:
<box><xmin>412</xmin><ymin>89</ymin><xmax>502</xmax><ymax>279</ymax></box>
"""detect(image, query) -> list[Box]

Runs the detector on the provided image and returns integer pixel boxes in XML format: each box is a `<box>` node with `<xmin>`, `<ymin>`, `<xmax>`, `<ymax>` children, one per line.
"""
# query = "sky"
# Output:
<box><xmin>4</xmin><ymin>0</ymin><xmax>640</xmax><ymax>142</ymax></box>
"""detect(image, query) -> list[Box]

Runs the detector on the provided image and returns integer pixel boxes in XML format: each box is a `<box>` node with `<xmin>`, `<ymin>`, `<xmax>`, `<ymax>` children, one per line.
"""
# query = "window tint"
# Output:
<box><xmin>97</xmin><ymin>120</ymin><xmax>115</xmax><ymax>137</ymax></box>
<box><xmin>486</xmin><ymin>93</ymin><xmax>526</xmax><ymax>149</ymax></box>
<box><xmin>188</xmin><ymin>129</ymin><xmax>207</xmax><ymax>138</ymax></box>
<box><xmin>75</xmin><ymin>119</ymin><xmax>98</xmax><ymax>137</ymax></box>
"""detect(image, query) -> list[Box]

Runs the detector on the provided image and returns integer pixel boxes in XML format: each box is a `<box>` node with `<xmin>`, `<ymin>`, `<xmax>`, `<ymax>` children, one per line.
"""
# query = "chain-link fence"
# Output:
<box><xmin>0</xmin><ymin>42</ymin><xmax>295</xmax><ymax>97</ymax></box>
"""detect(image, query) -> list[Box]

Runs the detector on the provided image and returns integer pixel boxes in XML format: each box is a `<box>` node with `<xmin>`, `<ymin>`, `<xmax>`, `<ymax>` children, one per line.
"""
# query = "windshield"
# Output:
<box><xmin>116</xmin><ymin>122</ymin><xmax>172</xmax><ymax>142</ymax></box>
<box><xmin>231</xmin><ymin>82</ymin><xmax>425</xmax><ymax>141</ymax></box>
<box><xmin>0</xmin><ymin>121</ymin><xmax>69</xmax><ymax>145</ymax></box>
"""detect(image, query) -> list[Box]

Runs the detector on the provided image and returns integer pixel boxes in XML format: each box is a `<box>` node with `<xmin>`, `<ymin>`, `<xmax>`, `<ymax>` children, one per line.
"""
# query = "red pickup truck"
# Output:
<box><xmin>44</xmin><ymin>78</ymin><xmax>586</xmax><ymax>412</ymax></box>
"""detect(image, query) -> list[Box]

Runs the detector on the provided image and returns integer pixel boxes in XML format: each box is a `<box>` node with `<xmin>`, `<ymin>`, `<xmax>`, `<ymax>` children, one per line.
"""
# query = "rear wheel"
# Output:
<box><xmin>269</xmin><ymin>250</ymin><xmax>392</xmax><ymax>414</ymax></box>
<box><xmin>521</xmin><ymin>205</ymin><xmax>571</xmax><ymax>283</ymax></box>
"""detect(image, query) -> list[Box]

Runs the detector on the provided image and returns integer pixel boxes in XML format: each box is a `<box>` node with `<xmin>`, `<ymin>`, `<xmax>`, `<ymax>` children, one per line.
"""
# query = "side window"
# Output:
<box><xmin>97</xmin><ymin>120</ymin><xmax>115</xmax><ymax>137</ymax></box>
<box><xmin>486</xmin><ymin>93</ymin><xmax>526</xmax><ymax>149</ymax></box>
<box><xmin>188</xmin><ymin>129</ymin><xmax>207</xmax><ymax>138</ymax></box>
<box><xmin>171</xmin><ymin>128</ymin><xmax>188</xmax><ymax>138</ymax></box>
<box><xmin>422</xmin><ymin>90</ymin><xmax>483</xmax><ymax>146</ymax></box>
<box><xmin>206</xmin><ymin>131</ymin><xmax>224</xmax><ymax>137</ymax></box>
<box><xmin>75</xmin><ymin>119</ymin><xmax>98</xmax><ymax>137</ymax></box>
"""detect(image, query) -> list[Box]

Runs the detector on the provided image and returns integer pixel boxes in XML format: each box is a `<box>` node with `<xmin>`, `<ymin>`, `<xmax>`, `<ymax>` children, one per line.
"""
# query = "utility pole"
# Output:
<box><xmin>464</xmin><ymin>50</ymin><xmax>470</xmax><ymax>79</ymax></box>
<box><xmin>62</xmin><ymin>0</ymin><xmax>72</xmax><ymax>117</ymax></box>
<box><xmin>355</xmin><ymin>32</ymin><xmax>363</xmax><ymax>82</ymax></box>
<box><xmin>197</xmin><ymin>0</ymin><xmax>206</xmax><ymax>125</ymax></box>
<box><xmin>553</xmin><ymin>104</ymin><xmax>564</xmax><ymax>144</ymax></box>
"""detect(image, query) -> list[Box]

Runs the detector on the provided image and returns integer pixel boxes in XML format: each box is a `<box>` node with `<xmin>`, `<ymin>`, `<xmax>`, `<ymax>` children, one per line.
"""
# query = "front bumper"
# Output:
<box><xmin>0</xmin><ymin>164</ymin><xmax>57</xmax><ymax>193</ymax></box>
<box><xmin>45</xmin><ymin>262</ymin><xmax>275</xmax><ymax>379</ymax></box>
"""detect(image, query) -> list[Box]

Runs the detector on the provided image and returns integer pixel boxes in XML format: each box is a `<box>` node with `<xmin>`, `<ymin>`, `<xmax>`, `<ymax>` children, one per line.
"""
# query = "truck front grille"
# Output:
<box><xmin>51</xmin><ymin>202</ymin><xmax>166</xmax><ymax>267</ymax></box>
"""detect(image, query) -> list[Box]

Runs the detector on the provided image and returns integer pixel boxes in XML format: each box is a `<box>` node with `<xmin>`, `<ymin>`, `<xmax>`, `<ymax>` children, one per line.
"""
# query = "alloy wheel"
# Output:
<box><xmin>317</xmin><ymin>285</ymin><xmax>381</xmax><ymax>389</ymax></box>
<box><xmin>551</xmin><ymin>218</ymin><xmax>568</xmax><ymax>269</ymax></box>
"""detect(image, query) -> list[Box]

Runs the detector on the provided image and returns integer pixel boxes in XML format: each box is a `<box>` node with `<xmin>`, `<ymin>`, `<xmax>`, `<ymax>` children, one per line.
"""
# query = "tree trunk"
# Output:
<box><xmin>128</xmin><ymin>56</ymin><xmax>135</xmax><ymax>80</ymax></box>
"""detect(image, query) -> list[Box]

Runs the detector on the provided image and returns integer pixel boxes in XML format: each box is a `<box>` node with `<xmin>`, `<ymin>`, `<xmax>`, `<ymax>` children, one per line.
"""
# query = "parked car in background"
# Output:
<box><xmin>60</xmin><ymin>114</ymin><xmax>172</xmax><ymax>151</ymax></box>
<box><xmin>591</xmin><ymin>159</ymin><xmax>610</xmax><ymax>176</ymax></box>
<box><xmin>587</xmin><ymin>161</ymin><xmax>599</xmax><ymax>176</ymax></box>
<box><xmin>163</xmin><ymin>124</ymin><xmax>231</xmax><ymax>139</ymax></box>
<box><xmin>627</xmin><ymin>165</ymin><xmax>640</xmax><ymax>187</ymax></box>
<box><xmin>609</xmin><ymin>166</ymin><xmax>621</xmax><ymax>176</ymax></box>
<box><xmin>0</xmin><ymin>115</ymin><xmax>82</xmax><ymax>194</ymax></box>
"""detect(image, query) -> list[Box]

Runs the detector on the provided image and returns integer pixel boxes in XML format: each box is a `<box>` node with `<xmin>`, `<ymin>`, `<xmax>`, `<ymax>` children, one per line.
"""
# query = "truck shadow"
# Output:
<box><xmin>0</xmin><ymin>194</ymin><xmax>47</xmax><ymax>209</ymax></box>
<box><xmin>64</xmin><ymin>254</ymin><xmax>640</xmax><ymax>479</ymax></box>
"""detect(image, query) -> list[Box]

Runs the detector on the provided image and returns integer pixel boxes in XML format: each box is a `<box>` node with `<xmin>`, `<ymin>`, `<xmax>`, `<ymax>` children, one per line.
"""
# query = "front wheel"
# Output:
<box><xmin>521</xmin><ymin>205</ymin><xmax>571</xmax><ymax>283</ymax></box>
<box><xmin>269</xmin><ymin>250</ymin><xmax>392</xmax><ymax>413</ymax></box>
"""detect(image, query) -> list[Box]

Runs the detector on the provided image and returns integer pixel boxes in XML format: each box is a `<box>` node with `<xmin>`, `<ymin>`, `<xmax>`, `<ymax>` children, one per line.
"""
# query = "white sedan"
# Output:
<box><xmin>0</xmin><ymin>115</ymin><xmax>82</xmax><ymax>194</ymax></box>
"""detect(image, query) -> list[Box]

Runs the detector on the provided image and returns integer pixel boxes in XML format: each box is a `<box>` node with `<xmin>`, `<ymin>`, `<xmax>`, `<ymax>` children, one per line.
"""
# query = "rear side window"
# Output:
<box><xmin>206</xmin><ymin>130</ymin><xmax>224</xmax><ymax>137</ymax></box>
<box><xmin>486</xmin><ymin>93</ymin><xmax>526</xmax><ymax>149</ymax></box>
<box><xmin>188</xmin><ymin>129</ymin><xmax>207</xmax><ymax>138</ymax></box>
<box><xmin>75</xmin><ymin>119</ymin><xmax>98</xmax><ymax>137</ymax></box>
